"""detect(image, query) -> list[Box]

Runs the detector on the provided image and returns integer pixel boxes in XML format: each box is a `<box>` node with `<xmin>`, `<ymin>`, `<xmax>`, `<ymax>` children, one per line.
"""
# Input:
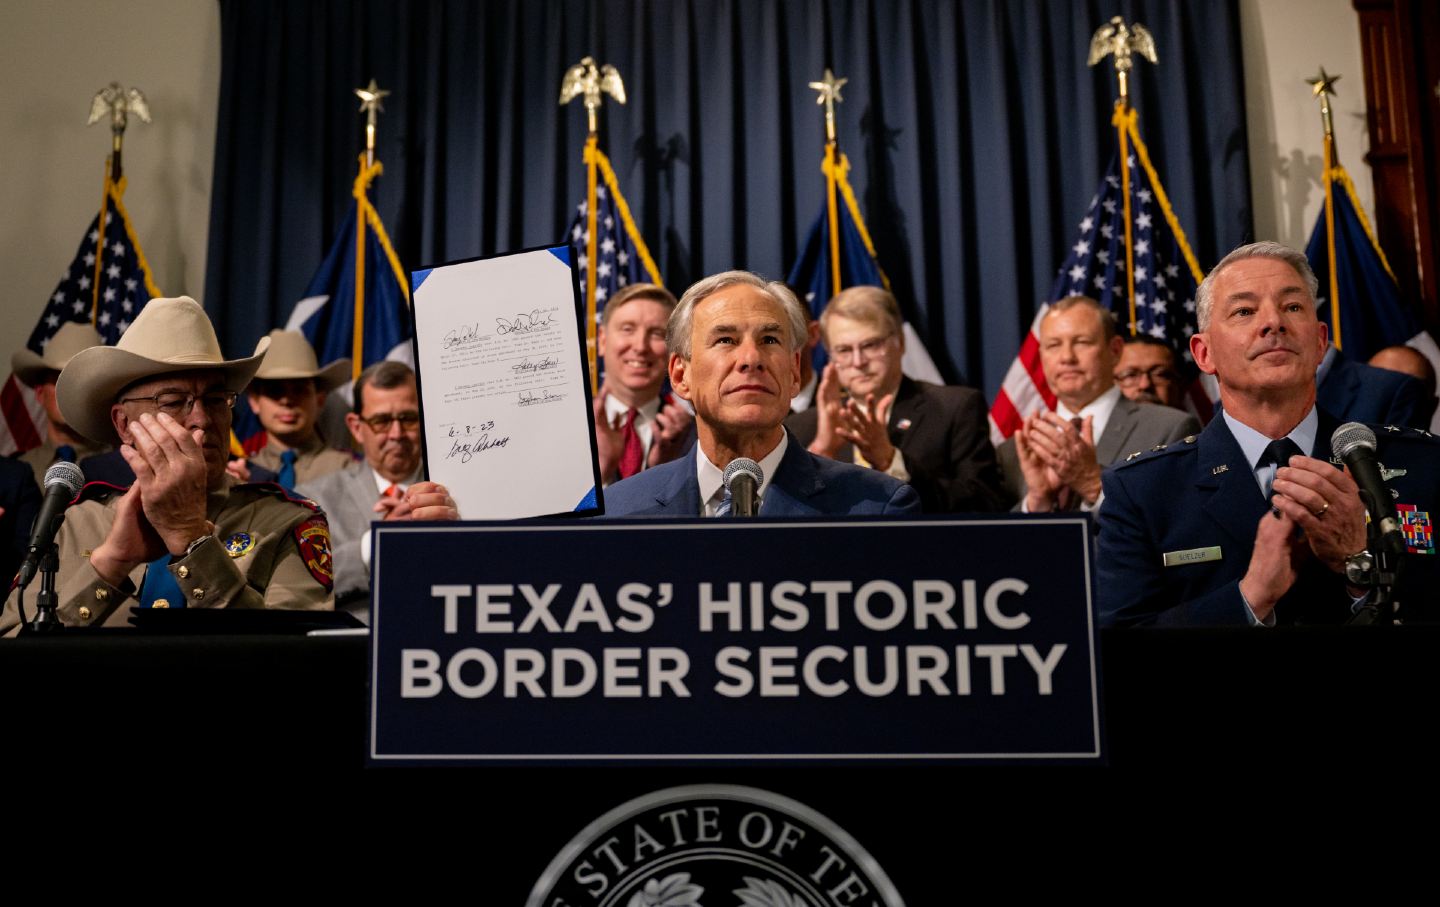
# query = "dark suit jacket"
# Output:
<box><xmin>1</xmin><ymin>457</ymin><xmax>41</xmax><ymax>587</ymax></box>
<box><xmin>1317</xmin><ymin>350</ymin><xmax>1427</xmax><ymax>429</ymax></box>
<box><xmin>997</xmin><ymin>395</ymin><xmax>1201</xmax><ymax>505</ymax></box>
<box><xmin>785</xmin><ymin>378</ymin><xmax>1009</xmax><ymax>513</ymax></box>
<box><xmin>1097</xmin><ymin>410</ymin><xmax>1440</xmax><ymax>627</ymax></box>
<box><xmin>603</xmin><ymin>432</ymin><xmax>921</xmax><ymax>517</ymax></box>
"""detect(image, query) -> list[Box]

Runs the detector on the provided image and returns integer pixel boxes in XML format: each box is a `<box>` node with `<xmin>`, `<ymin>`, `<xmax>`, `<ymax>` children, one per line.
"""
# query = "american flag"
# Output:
<box><xmin>568</xmin><ymin>182</ymin><xmax>650</xmax><ymax>324</ymax></box>
<box><xmin>989</xmin><ymin>148</ymin><xmax>1204</xmax><ymax>444</ymax></box>
<box><xmin>1</xmin><ymin>180</ymin><xmax>158</xmax><ymax>454</ymax></box>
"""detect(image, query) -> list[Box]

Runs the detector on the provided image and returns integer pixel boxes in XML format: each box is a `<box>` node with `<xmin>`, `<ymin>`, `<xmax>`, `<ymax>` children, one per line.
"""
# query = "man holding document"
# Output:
<box><xmin>604</xmin><ymin>271</ymin><xmax>920</xmax><ymax>517</ymax></box>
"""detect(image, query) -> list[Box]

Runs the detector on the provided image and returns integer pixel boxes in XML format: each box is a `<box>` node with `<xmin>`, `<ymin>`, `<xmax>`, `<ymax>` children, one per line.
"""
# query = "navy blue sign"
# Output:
<box><xmin>369</xmin><ymin>517</ymin><xmax>1102</xmax><ymax>763</ymax></box>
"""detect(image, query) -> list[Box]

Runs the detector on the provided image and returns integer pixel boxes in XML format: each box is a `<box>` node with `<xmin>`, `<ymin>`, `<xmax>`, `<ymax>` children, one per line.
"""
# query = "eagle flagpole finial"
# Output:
<box><xmin>559</xmin><ymin>56</ymin><xmax>627</xmax><ymax>136</ymax></box>
<box><xmin>88</xmin><ymin>82</ymin><xmax>151</xmax><ymax>161</ymax></box>
<box><xmin>1088</xmin><ymin>16</ymin><xmax>1158</xmax><ymax>104</ymax></box>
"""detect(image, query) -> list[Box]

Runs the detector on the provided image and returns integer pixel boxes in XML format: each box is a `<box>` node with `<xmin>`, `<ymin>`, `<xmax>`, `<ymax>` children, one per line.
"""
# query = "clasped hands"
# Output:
<box><xmin>374</xmin><ymin>482</ymin><xmax>460</xmax><ymax>522</ymax></box>
<box><xmin>90</xmin><ymin>412</ymin><xmax>214</xmax><ymax>586</ymax></box>
<box><xmin>1241</xmin><ymin>455</ymin><xmax>1368</xmax><ymax>620</ymax></box>
<box><xmin>806</xmin><ymin>364</ymin><xmax>897</xmax><ymax>471</ymax></box>
<box><xmin>1014</xmin><ymin>410</ymin><xmax>1102</xmax><ymax>511</ymax></box>
<box><xmin>592</xmin><ymin>386</ymin><xmax>694</xmax><ymax>482</ymax></box>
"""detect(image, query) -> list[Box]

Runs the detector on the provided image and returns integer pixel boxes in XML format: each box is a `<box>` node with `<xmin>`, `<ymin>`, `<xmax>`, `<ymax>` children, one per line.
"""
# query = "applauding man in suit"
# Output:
<box><xmin>998</xmin><ymin>295</ymin><xmax>1199</xmax><ymax>512</ymax></box>
<box><xmin>787</xmin><ymin>286</ymin><xmax>1009</xmax><ymax>513</ymax></box>
<box><xmin>604</xmin><ymin>272</ymin><xmax>919</xmax><ymax>517</ymax></box>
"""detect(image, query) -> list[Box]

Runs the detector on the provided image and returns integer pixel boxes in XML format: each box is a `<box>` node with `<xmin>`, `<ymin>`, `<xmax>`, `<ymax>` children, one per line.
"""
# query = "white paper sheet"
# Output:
<box><xmin>411</xmin><ymin>247</ymin><xmax>600</xmax><ymax>519</ymax></box>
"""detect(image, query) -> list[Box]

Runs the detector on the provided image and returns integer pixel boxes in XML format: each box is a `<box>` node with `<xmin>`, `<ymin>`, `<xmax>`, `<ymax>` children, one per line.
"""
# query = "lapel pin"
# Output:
<box><xmin>895</xmin><ymin>418</ymin><xmax>912</xmax><ymax>431</ymax></box>
<box><xmin>1211</xmin><ymin>464</ymin><xmax>1229</xmax><ymax>475</ymax></box>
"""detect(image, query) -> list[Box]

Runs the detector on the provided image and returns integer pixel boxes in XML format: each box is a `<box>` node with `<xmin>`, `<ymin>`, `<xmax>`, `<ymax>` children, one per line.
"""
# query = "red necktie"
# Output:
<box><xmin>618</xmin><ymin>408</ymin><xmax>643</xmax><ymax>478</ymax></box>
<box><xmin>382</xmin><ymin>483</ymin><xmax>402</xmax><ymax>499</ymax></box>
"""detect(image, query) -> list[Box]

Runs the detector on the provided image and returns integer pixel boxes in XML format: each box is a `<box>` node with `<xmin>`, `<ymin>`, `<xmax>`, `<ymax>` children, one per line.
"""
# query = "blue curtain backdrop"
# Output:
<box><xmin>204</xmin><ymin>0</ymin><xmax>1251</xmax><ymax>397</ymax></box>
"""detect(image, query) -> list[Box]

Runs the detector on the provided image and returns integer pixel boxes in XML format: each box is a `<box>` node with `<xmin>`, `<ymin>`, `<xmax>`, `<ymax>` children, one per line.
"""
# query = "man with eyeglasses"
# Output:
<box><xmin>1115</xmin><ymin>335</ymin><xmax>1188</xmax><ymax>410</ymax></box>
<box><xmin>299</xmin><ymin>360</ymin><xmax>457</xmax><ymax>621</ymax></box>
<box><xmin>1</xmin><ymin>296</ymin><xmax>336</xmax><ymax>632</ymax></box>
<box><xmin>998</xmin><ymin>296</ymin><xmax>1199</xmax><ymax>513</ymax></box>
<box><xmin>787</xmin><ymin>286</ymin><xmax>1009</xmax><ymax>513</ymax></box>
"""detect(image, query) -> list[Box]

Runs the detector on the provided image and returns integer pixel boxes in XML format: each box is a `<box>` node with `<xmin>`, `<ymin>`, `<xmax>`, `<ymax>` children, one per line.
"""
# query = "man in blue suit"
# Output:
<box><xmin>1316</xmin><ymin>343</ymin><xmax>1428</xmax><ymax>429</ymax></box>
<box><xmin>1098</xmin><ymin>242</ymin><xmax>1439</xmax><ymax>627</ymax></box>
<box><xmin>604</xmin><ymin>271</ymin><xmax>920</xmax><ymax>517</ymax></box>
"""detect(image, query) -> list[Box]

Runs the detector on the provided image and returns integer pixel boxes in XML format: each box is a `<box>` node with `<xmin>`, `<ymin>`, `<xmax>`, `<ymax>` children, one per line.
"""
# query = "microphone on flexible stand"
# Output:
<box><xmin>1331</xmin><ymin>423</ymin><xmax>1405</xmax><ymax>624</ymax></box>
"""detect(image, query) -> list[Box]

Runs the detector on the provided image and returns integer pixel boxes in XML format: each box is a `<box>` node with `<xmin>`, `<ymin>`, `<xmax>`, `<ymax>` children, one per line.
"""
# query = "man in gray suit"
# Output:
<box><xmin>298</xmin><ymin>360</ymin><xmax>457</xmax><ymax>621</ymax></box>
<box><xmin>998</xmin><ymin>295</ymin><xmax>1199</xmax><ymax>512</ymax></box>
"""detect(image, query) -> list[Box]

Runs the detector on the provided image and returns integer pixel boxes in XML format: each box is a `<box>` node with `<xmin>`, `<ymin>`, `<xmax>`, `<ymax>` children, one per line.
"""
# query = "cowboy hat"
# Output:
<box><xmin>247</xmin><ymin>330</ymin><xmax>350</xmax><ymax>391</ymax></box>
<box><xmin>11</xmin><ymin>322</ymin><xmax>104</xmax><ymax>387</ymax></box>
<box><xmin>56</xmin><ymin>296</ymin><xmax>270</xmax><ymax>445</ymax></box>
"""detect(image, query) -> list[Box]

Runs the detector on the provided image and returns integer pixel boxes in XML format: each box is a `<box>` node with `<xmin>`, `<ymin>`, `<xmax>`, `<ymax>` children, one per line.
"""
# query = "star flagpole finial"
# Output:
<box><xmin>808</xmin><ymin>68</ymin><xmax>848</xmax><ymax>144</ymax></box>
<box><xmin>355</xmin><ymin>78</ymin><xmax>391</xmax><ymax>167</ymax></box>
<box><xmin>1308</xmin><ymin>67</ymin><xmax>1341</xmax><ymax>139</ymax></box>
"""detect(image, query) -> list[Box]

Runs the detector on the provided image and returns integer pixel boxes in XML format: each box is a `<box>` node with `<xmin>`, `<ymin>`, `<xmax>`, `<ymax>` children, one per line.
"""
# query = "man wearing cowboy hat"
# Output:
<box><xmin>10</xmin><ymin>322</ymin><xmax>111</xmax><ymax>486</ymax></box>
<box><xmin>235</xmin><ymin>329</ymin><xmax>354</xmax><ymax>489</ymax></box>
<box><xmin>1</xmin><ymin>297</ymin><xmax>350</xmax><ymax>632</ymax></box>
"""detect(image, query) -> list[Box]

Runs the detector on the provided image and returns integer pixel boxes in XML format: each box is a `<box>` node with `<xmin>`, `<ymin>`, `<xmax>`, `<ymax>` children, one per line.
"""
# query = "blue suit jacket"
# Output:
<box><xmin>1097</xmin><ymin>410</ymin><xmax>1440</xmax><ymax>627</ymax></box>
<box><xmin>602</xmin><ymin>432</ymin><xmax>921</xmax><ymax>517</ymax></box>
<box><xmin>1317</xmin><ymin>351</ymin><xmax>1428</xmax><ymax>430</ymax></box>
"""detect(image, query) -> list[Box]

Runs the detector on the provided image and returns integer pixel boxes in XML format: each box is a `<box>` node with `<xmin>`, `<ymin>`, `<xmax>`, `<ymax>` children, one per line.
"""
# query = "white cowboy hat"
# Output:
<box><xmin>247</xmin><ymin>329</ymin><xmax>350</xmax><ymax>391</ymax></box>
<box><xmin>56</xmin><ymin>296</ymin><xmax>270</xmax><ymax>445</ymax></box>
<box><xmin>11</xmin><ymin>322</ymin><xmax>104</xmax><ymax>387</ymax></box>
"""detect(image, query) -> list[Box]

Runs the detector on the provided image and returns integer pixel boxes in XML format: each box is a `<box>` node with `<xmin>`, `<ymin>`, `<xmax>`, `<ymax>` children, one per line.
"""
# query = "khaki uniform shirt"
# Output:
<box><xmin>249</xmin><ymin>435</ymin><xmax>354</xmax><ymax>486</ymax></box>
<box><xmin>1</xmin><ymin>478</ymin><xmax>334</xmax><ymax>633</ymax></box>
<box><xmin>19</xmin><ymin>438</ymin><xmax>108</xmax><ymax>487</ymax></box>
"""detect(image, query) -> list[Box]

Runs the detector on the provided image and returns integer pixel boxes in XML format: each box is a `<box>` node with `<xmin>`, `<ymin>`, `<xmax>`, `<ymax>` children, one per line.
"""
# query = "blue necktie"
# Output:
<box><xmin>55</xmin><ymin>444</ymin><xmax>76</xmax><ymax>463</ymax></box>
<box><xmin>138</xmin><ymin>555</ymin><xmax>185</xmax><ymax>609</ymax></box>
<box><xmin>713</xmin><ymin>486</ymin><xmax>733</xmax><ymax>518</ymax></box>
<box><xmin>278</xmin><ymin>449</ymin><xmax>298</xmax><ymax>489</ymax></box>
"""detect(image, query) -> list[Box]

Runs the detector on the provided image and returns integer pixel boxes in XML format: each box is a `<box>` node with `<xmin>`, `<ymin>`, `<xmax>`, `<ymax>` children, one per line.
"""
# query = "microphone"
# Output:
<box><xmin>1331</xmin><ymin>422</ymin><xmax>1404</xmax><ymax>552</ymax></box>
<box><xmin>17</xmin><ymin>460</ymin><xmax>85</xmax><ymax>589</ymax></box>
<box><xmin>722</xmin><ymin>458</ymin><xmax>764</xmax><ymax>517</ymax></box>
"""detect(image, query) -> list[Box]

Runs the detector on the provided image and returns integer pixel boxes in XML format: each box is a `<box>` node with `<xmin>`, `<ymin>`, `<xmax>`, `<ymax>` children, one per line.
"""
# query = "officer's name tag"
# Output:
<box><xmin>1163</xmin><ymin>546</ymin><xmax>1222</xmax><ymax>567</ymax></box>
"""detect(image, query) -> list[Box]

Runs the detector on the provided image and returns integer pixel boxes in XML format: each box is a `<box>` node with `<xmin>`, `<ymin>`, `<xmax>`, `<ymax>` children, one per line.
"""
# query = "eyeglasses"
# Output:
<box><xmin>830</xmin><ymin>335</ymin><xmax>894</xmax><ymax>364</ymax></box>
<box><xmin>119</xmin><ymin>390</ymin><xmax>238</xmax><ymax>418</ymax></box>
<box><xmin>1115</xmin><ymin>366</ymin><xmax>1179</xmax><ymax>386</ymax></box>
<box><xmin>359</xmin><ymin>411</ymin><xmax>421</xmax><ymax>432</ymax></box>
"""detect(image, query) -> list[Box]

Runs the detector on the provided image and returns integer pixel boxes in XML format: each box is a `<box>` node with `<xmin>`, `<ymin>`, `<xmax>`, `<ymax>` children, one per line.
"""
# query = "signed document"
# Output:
<box><xmin>411</xmin><ymin>246</ymin><xmax>601</xmax><ymax>518</ymax></box>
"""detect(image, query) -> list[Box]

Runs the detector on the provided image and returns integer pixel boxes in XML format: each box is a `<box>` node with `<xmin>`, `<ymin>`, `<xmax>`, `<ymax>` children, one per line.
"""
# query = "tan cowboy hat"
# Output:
<box><xmin>11</xmin><ymin>322</ymin><xmax>104</xmax><ymax>387</ymax></box>
<box><xmin>247</xmin><ymin>329</ymin><xmax>350</xmax><ymax>391</ymax></box>
<box><xmin>55</xmin><ymin>296</ymin><xmax>271</xmax><ymax>445</ymax></box>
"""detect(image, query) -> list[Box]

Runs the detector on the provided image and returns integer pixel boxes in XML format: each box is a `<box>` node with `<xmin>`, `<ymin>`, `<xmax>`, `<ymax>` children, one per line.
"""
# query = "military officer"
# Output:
<box><xmin>0</xmin><ymin>296</ymin><xmax>350</xmax><ymax>633</ymax></box>
<box><xmin>1097</xmin><ymin>242</ymin><xmax>1440</xmax><ymax>627</ymax></box>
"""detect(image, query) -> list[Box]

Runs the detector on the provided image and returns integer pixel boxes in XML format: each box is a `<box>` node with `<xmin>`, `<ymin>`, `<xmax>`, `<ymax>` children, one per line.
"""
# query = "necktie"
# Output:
<box><xmin>713</xmin><ymin>485</ymin><xmax>733</xmax><ymax>518</ymax></box>
<box><xmin>1259</xmin><ymin>437</ymin><xmax>1305</xmax><ymax>498</ymax></box>
<box><xmin>278</xmin><ymin>449</ymin><xmax>298</xmax><ymax>489</ymax></box>
<box><xmin>382</xmin><ymin>483</ymin><xmax>402</xmax><ymax>499</ymax></box>
<box><xmin>138</xmin><ymin>554</ymin><xmax>185</xmax><ymax>609</ymax></box>
<box><xmin>55</xmin><ymin>444</ymin><xmax>76</xmax><ymax>463</ymax></box>
<box><xmin>618</xmin><ymin>408</ymin><xmax>643</xmax><ymax>478</ymax></box>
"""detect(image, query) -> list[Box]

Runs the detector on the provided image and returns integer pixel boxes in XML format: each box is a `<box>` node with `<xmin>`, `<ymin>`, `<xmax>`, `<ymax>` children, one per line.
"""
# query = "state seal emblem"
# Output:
<box><xmin>528</xmin><ymin>785</ymin><xmax>903</xmax><ymax>907</ymax></box>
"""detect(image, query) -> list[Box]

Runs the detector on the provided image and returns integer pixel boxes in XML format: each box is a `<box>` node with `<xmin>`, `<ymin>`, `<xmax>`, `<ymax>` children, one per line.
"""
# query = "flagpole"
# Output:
<box><xmin>561</xmin><ymin>57</ymin><xmax>628</xmax><ymax>394</ymax></box>
<box><xmin>1310</xmin><ymin>68</ymin><xmax>1343</xmax><ymax>350</ymax></box>
<box><xmin>353</xmin><ymin>80</ymin><xmax>391</xmax><ymax>379</ymax></box>
<box><xmin>809</xmin><ymin>69</ymin><xmax>848</xmax><ymax>296</ymax></box>
<box><xmin>1089</xmin><ymin>17</ymin><xmax>1157</xmax><ymax>337</ymax></box>
<box><xmin>86</xmin><ymin>82</ymin><xmax>150</xmax><ymax>325</ymax></box>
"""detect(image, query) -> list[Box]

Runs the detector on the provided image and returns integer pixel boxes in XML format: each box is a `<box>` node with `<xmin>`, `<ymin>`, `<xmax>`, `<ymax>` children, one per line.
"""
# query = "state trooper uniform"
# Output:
<box><xmin>2</xmin><ymin>296</ymin><xmax>335</xmax><ymax>635</ymax></box>
<box><xmin>241</xmin><ymin>328</ymin><xmax>355</xmax><ymax>487</ymax></box>
<box><xmin>2</xmin><ymin>479</ymin><xmax>332</xmax><ymax>632</ymax></box>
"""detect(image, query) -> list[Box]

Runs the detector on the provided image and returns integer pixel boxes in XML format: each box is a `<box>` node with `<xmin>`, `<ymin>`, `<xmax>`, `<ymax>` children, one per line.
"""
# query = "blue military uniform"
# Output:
<box><xmin>1097</xmin><ymin>411</ymin><xmax>1439</xmax><ymax>627</ymax></box>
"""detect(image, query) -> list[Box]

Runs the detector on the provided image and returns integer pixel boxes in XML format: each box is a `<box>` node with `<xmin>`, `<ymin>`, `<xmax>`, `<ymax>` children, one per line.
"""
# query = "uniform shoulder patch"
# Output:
<box><xmin>293</xmin><ymin>513</ymin><xmax>334</xmax><ymax>590</ymax></box>
<box><xmin>238</xmin><ymin>481</ymin><xmax>323</xmax><ymax>511</ymax></box>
